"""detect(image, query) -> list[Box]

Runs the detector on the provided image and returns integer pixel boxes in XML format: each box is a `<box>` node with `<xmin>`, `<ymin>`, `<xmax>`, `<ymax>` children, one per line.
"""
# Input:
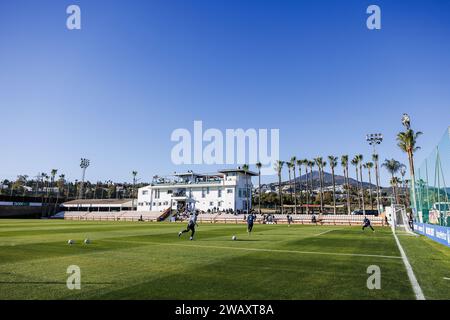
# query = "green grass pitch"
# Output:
<box><xmin>0</xmin><ymin>219</ymin><xmax>448</xmax><ymax>300</ymax></box>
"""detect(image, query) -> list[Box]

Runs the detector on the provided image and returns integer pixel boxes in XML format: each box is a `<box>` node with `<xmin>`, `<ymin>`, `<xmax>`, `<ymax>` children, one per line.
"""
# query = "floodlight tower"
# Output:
<box><xmin>366</xmin><ymin>133</ymin><xmax>383</xmax><ymax>212</ymax></box>
<box><xmin>79</xmin><ymin>158</ymin><xmax>90</xmax><ymax>199</ymax></box>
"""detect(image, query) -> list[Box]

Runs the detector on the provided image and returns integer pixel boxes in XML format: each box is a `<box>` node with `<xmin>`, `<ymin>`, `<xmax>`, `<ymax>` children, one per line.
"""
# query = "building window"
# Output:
<box><xmin>218</xmin><ymin>188</ymin><xmax>222</xmax><ymax>198</ymax></box>
<box><xmin>202</xmin><ymin>188</ymin><xmax>206</xmax><ymax>198</ymax></box>
<box><xmin>227</xmin><ymin>189</ymin><xmax>233</xmax><ymax>194</ymax></box>
<box><xmin>206</xmin><ymin>187</ymin><xmax>210</xmax><ymax>194</ymax></box>
<box><xmin>209</xmin><ymin>202</ymin><xmax>214</xmax><ymax>206</ymax></box>
<box><xmin>167</xmin><ymin>190</ymin><xmax>173</xmax><ymax>194</ymax></box>
<box><xmin>142</xmin><ymin>190</ymin><xmax>148</xmax><ymax>195</ymax></box>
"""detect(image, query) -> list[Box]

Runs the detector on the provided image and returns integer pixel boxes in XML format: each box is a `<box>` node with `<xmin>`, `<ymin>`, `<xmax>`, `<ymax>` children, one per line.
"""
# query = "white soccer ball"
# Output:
<box><xmin>232</xmin><ymin>235</ymin><xmax>237</xmax><ymax>241</ymax></box>
<box><xmin>84</xmin><ymin>239</ymin><xmax>90</xmax><ymax>244</ymax></box>
<box><xmin>67</xmin><ymin>239</ymin><xmax>74</xmax><ymax>245</ymax></box>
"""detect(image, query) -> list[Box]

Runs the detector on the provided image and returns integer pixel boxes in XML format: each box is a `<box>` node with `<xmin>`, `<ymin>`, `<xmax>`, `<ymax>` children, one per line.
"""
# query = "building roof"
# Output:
<box><xmin>218</xmin><ymin>169</ymin><xmax>258</xmax><ymax>176</ymax></box>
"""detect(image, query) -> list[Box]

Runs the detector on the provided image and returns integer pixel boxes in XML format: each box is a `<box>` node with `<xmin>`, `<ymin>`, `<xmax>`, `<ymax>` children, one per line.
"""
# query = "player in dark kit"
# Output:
<box><xmin>247</xmin><ymin>212</ymin><xmax>256</xmax><ymax>234</ymax></box>
<box><xmin>178</xmin><ymin>211</ymin><xmax>199</xmax><ymax>240</ymax></box>
<box><xmin>362</xmin><ymin>216</ymin><xmax>375</xmax><ymax>232</ymax></box>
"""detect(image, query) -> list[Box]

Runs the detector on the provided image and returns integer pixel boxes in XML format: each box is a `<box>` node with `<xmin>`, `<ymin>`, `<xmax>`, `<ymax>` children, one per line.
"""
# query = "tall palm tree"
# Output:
<box><xmin>42</xmin><ymin>173</ymin><xmax>49</xmax><ymax>196</ymax></box>
<box><xmin>290</xmin><ymin>157</ymin><xmax>298</xmax><ymax>214</ymax></box>
<box><xmin>314</xmin><ymin>157</ymin><xmax>325</xmax><ymax>213</ymax></box>
<box><xmin>297</xmin><ymin>159</ymin><xmax>305</xmax><ymax>213</ymax></box>
<box><xmin>390</xmin><ymin>176</ymin><xmax>402</xmax><ymax>204</ymax></box>
<box><xmin>328</xmin><ymin>156</ymin><xmax>338</xmax><ymax>214</ymax></box>
<box><xmin>382</xmin><ymin>158</ymin><xmax>404</xmax><ymax>204</ymax></box>
<box><xmin>50</xmin><ymin>169</ymin><xmax>58</xmax><ymax>194</ymax></box>
<box><xmin>372</xmin><ymin>154</ymin><xmax>381</xmax><ymax>212</ymax></box>
<box><xmin>341</xmin><ymin>155</ymin><xmax>351</xmax><ymax>214</ymax></box>
<box><xmin>256</xmin><ymin>162</ymin><xmax>262</xmax><ymax>215</ymax></box>
<box><xmin>286</xmin><ymin>161</ymin><xmax>294</xmax><ymax>205</ymax></box>
<box><xmin>242</xmin><ymin>164</ymin><xmax>250</xmax><ymax>214</ymax></box>
<box><xmin>321</xmin><ymin>159</ymin><xmax>327</xmax><ymax>211</ymax></box>
<box><xmin>57</xmin><ymin>174</ymin><xmax>65</xmax><ymax>195</ymax></box>
<box><xmin>356</xmin><ymin>154</ymin><xmax>365</xmax><ymax>214</ymax></box>
<box><xmin>400</xmin><ymin>166</ymin><xmax>408</xmax><ymax>206</ymax></box>
<box><xmin>397</xmin><ymin>128</ymin><xmax>422</xmax><ymax>209</ymax></box>
<box><xmin>299</xmin><ymin>159</ymin><xmax>308</xmax><ymax>212</ymax></box>
<box><xmin>274</xmin><ymin>160</ymin><xmax>285</xmax><ymax>214</ymax></box>
<box><xmin>351</xmin><ymin>157</ymin><xmax>361</xmax><ymax>209</ymax></box>
<box><xmin>364</xmin><ymin>162</ymin><xmax>374</xmax><ymax>209</ymax></box>
<box><xmin>308</xmin><ymin>160</ymin><xmax>315</xmax><ymax>210</ymax></box>
<box><xmin>132</xmin><ymin>170</ymin><xmax>138</xmax><ymax>209</ymax></box>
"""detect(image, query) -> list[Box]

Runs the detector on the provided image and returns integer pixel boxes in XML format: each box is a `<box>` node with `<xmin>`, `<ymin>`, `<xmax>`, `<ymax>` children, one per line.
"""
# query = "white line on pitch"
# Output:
<box><xmin>314</xmin><ymin>229</ymin><xmax>336</xmax><ymax>237</ymax></box>
<box><xmin>392</xmin><ymin>230</ymin><xmax>425</xmax><ymax>300</ymax></box>
<box><xmin>104</xmin><ymin>239</ymin><xmax>402</xmax><ymax>260</ymax></box>
<box><xmin>444</xmin><ymin>277</ymin><xmax>450</xmax><ymax>281</ymax></box>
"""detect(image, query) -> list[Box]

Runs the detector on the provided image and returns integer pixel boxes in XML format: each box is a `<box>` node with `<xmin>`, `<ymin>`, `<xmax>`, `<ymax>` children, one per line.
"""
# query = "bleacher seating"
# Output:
<box><xmin>54</xmin><ymin>210</ymin><xmax>165</xmax><ymax>222</ymax></box>
<box><xmin>54</xmin><ymin>210</ymin><xmax>385</xmax><ymax>226</ymax></box>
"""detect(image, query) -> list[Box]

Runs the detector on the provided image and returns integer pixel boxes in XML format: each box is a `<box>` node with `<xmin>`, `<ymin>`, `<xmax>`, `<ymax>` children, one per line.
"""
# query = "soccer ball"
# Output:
<box><xmin>67</xmin><ymin>240</ymin><xmax>74</xmax><ymax>245</ymax></box>
<box><xmin>232</xmin><ymin>235</ymin><xmax>237</xmax><ymax>241</ymax></box>
<box><xmin>84</xmin><ymin>239</ymin><xmax>90</xmax><ymax>244</ymax></box>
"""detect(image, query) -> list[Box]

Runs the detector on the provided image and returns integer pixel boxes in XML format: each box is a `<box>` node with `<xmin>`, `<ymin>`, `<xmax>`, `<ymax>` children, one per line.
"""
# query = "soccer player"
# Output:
<box><xmin>178</xmin><ymin>211</ymin><xmax>199</xmax><ymax>240</ymax></box>
<box><xmin>247</xmin><ymin>211</ymin><xmax>256</xmax><ymax>234</ymax></box>
<box><xmin>362</xmin><ymin>216</ymin><xmax>375</xmax><ymax>232</ymax></box>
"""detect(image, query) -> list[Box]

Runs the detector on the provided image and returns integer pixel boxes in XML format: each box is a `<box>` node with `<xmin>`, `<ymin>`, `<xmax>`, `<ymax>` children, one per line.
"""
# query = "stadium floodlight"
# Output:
<box><xmin>366</xmin><ymin>133</ymin><xmax>383</xmax><ymax>213</ymax></box>
<box><xmin>365</xmin><ymin>133</ymin><xmax>383</xmax><ymax>146</ymax></box>
<box><xmin>401</xmin><ymin>113</ymin><xmax>411</xmax><ymax>129</ymax></box>
<box><xmin>79</xmin><ymin>158</ymin><xmax>90</xmax><ymax>199</ymax></box>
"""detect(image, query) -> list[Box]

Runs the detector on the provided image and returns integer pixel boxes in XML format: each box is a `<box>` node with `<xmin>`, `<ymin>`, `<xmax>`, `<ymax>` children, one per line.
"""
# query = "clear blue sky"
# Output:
<box><xmin>1</xmin><ymin>0</ymin><xmax>449</xmax><ymax>186</ymax></box>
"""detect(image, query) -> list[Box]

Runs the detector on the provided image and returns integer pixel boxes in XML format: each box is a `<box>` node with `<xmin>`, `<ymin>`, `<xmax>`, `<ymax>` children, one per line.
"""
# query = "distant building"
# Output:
<box><xmin>137</xmin><ymin>168</ymin><xmax>257</xmax><ymax>212</ymax></box>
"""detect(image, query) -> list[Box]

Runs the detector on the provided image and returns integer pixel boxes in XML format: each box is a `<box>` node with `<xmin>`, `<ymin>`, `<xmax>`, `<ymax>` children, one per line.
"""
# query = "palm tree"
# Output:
<box><xmin>297</xmin><ymin>159</ymin><xmax>305</xmax><ymax>213</ymax></box>
<box><xmin>308</xmin><ymin>160</ymin><xmax>315</xmax><ymax>209</ymax></box>
<box><xmin>390</xmin><ymin>176</ymin><xmax>402</xmax><ymax>204</ymax></box>
<box><xmin>50</xmin><ymin>169</ymin><xmax>58</xmax><ymax>194</ymax></box>
<box><xmin>356</xmin><ymin>154</ymin><xmax>365</xmax><ymax>214</ymax></box>
<box><xmin>351</xmin><ymin>157</ymin><xmax>361</xmax><ymax>209</ymax></box>
<box><xmin>400</xmin><ymin>166</ymin><xmax>409</xmax><ymax>206</ymax></box>
<box><xmin>382</xmin><ymin>158</ymin><xmax>404</xmax><ymax>204</ymax></box>
<box><xmin>328</xmin><ymin>156</ymin><xmax>338</xmax><ymax>214</ymax></box>
<box><xmin>364</xmin><ymin>162</ymin><xmax>374</xmax><ymax>209</ymax></box>
<box><xmin>57</xmin><ymin>174</ymin><xmax>65</xmax><ymax>195</ymax></box>
<box><xmin>242</xmin><ymin>164</ymin><xmax>250</xmax><ymax>214</ymax></box>
<box><xmin>286</xmin><ymin>161</ymin><xmax>294</xmax><ymax>205</ymax></box>
<box><xmin>290</xmin><ymin>157</ymin><xmax>298</xmax><ymax>214</ymax></box>
<box><xmin>256</xmin><ymin>162</ymin><xmax>262</xmax><ymax>215</ymax></box>
<box><xmin>321</xmin><ymin>159</ymin><xmax>327</xmax><ymax>211</ymax></box>
<box><xmin>41</xmin><ymin>173</ymin><xmax>50</xmax><ymax>196</ymax></box>
<box><xmin>274</xmin><ymin>160</ymin><xmax>284</xmax><ymax>214</ymax></box>
<box><xmin>372</xmin><ymin>154</ymin><xmax>381</xmax><ymax>212</ymax></box>
<box><xmin>397</xmin><ymin>128</ymin><xmax>422</xmax><ymax>209</ymax></box>
<box><xmin>314</xmin><ymin>157</ymin><xmax>325</xmax><ymax>213</ymax></box>
<box><xmin>341</xmin><ymin>155</ymin><xmax>351</xmax><ymax>214</ymax></box>
<box><xmin>299</xmin><ymin>159</ymin><xmax>308</xmax><ymax>212</ymax></box>
<box><xmin>132</xmin><ymin>170</ymin><xmax>138</xmax><ymax>209</ymax></box>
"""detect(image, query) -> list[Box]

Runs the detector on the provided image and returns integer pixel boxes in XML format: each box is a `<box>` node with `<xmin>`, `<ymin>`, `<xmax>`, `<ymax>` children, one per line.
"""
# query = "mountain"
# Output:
<box><xmin>276</xmin><ymin>171</ymin><xmax>377</xmax><ymax>188</ymax></box>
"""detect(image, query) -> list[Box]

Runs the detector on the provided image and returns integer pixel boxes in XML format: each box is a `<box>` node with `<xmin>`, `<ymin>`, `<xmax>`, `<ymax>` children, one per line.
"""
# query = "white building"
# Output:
<box><xmin>137</xmin><ymin>168</ymin><xmax>257</xmax><ymax>212</ymax></box>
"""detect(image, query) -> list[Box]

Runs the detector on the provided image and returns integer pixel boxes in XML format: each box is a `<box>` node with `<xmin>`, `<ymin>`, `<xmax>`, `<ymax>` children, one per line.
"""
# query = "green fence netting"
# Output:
<box><xmin>412</xmin><ymin>127</ymin><xmax>450</xmax><ymax>226</ymax></box>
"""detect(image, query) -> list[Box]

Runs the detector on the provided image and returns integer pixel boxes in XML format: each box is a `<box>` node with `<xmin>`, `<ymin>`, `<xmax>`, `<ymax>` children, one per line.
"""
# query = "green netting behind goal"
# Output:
<box><xmin>412</xmin><ymin>127</ymin><xmax>450</xmax><ymax>227</ymax></box>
